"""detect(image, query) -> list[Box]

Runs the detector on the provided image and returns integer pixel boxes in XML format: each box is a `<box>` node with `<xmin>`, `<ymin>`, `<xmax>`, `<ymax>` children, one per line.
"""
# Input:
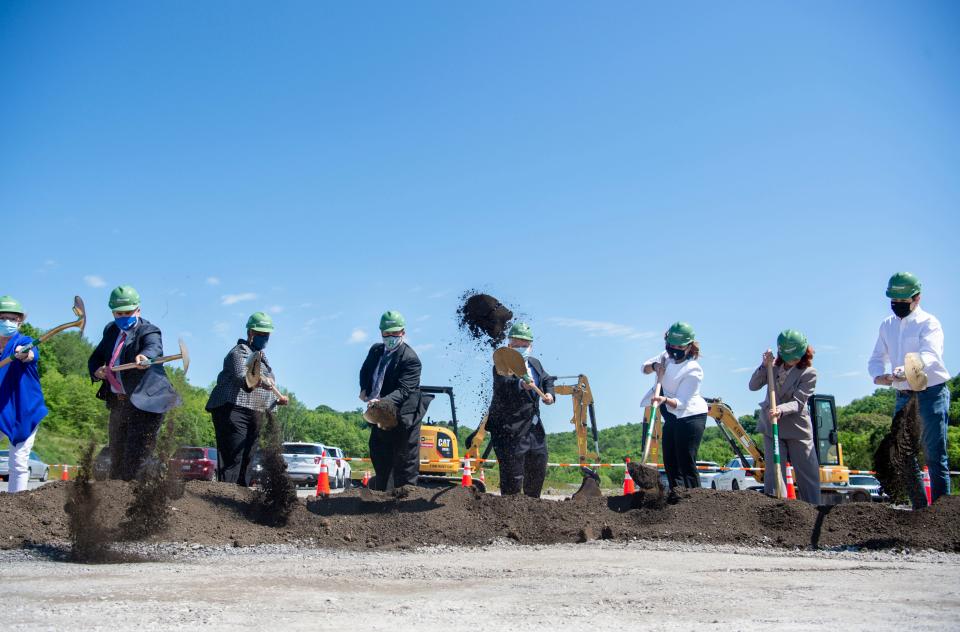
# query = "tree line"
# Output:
<box><xmin>4</xmin><ymin>323</ymin><xmax>958</xmax><ymax>482</ymax></box>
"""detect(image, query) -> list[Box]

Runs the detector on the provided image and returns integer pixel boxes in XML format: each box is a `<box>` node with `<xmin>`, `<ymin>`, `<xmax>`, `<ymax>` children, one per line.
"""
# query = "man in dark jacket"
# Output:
<box><xmin>487</xmin><ymin>322</ymin><xmax>555</xmax><ymax>498</ymax></box>
<box><xmin>88</xmin><ymin>285</ymin><xmax>180</xmax><ymax>481</ymax></box>
<box><xmin>358</xmin><ymin>310</ymin><xmax>427</xmax><ymax>491</ymax></box>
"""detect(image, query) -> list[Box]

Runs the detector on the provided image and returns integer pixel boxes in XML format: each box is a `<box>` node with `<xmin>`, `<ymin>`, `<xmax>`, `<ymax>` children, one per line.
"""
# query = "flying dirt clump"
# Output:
<box><xmin>874</xmin><ymin>395</ymin><xmax>926</xmax><ymax>507</ymax></box>
<box><xmin>626</xmin><ymin>460</ymin><xmax>667</xmax><ymax>509</ymax></box>
<box><xmin>252</xmin><ymin>409</ymin><xmax>297</xmax><ymax>526</ymax></box>
<box><xmin>457</xmin><ymin>292</ymin><xmax>514</xmax><ymax>348</ymax></box>
<box><xmin>64</xmin><ymin>440</ymin><xmax>121</xmax><ymax>563</ymax></box>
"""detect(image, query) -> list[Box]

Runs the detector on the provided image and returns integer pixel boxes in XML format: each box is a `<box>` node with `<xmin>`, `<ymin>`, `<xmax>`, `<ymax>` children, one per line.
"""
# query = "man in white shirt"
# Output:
<box><xmin>868</xmin><ymin>272</ymin><xmax>952</xmax><ymax>504</ymax></box>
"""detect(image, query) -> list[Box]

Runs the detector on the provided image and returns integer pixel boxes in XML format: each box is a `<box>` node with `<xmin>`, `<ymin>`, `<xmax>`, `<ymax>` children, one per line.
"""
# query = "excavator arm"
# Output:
<box><xmin>553</xmin><ymin>374</ymin><xmax>600</xmax><ymax>467</ymax></box>
<box><xmin>705</xmin><ymin>398</ymin><xmax>766</xmax><ymax>482</ymax></box>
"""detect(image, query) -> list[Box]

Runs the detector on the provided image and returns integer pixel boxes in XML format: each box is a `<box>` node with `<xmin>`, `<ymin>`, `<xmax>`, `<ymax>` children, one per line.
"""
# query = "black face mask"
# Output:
<box><xmin>250</xmin><ymin>334</ymin><xmax>270</xmax><ymax>351</ymax></box>
<box><xmin>891</xmin><ymin>301</ymin><xmax>913</xmax><ymax>319</ymax></box>
<box><xmin>665</xmin><ymin>345</ymin><xmax>686</xmax><ymax>362</ymax></box>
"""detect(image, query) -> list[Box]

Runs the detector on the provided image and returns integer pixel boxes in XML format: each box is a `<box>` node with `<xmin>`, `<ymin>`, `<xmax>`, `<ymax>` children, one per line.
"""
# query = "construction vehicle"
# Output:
<box><xmin>416</xmin><ymin>386</ymin><xmax>487</xmax><ymax>492</ymax></box>
<box><xmin>416</xmin><ymin>375</ymin><xmax>602</xmax><ymax>493</ymax></box>
<box><xmin>642</xmin><ymin>394</ymin><xmax>869</xmax><ymax>504</ymax></box>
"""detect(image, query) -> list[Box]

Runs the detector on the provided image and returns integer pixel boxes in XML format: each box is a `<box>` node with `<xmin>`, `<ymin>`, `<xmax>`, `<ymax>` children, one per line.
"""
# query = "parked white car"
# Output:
<box><xmin>712</xmin><ymin>456</ymin><xmax>763</xmax><ymax>491</ymax></box>
<box><xmin>324</xmin><ymin>446</ymin><xmax>352</xmax><ymax>489</ymax></box>
<box><xmin>281</xmin><ymin>443</ymin><xmax>341</xmax><ymax>488</ymax></box>
<box><xmin>696</xmin><ymin>461</ymin><xmax>721</xmax><ymax>488</ymax></box>
<box><xmin>0</xmin><ymin>449</ymin><xmax>50</xmax><ymax>482</ymax></box>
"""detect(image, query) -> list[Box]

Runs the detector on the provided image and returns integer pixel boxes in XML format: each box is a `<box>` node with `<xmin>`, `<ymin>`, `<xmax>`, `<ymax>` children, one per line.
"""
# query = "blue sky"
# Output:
<box><xmin>2</xmin><ymin>1</ymin><xmax>958</xmax><ymax>435</ymax></box>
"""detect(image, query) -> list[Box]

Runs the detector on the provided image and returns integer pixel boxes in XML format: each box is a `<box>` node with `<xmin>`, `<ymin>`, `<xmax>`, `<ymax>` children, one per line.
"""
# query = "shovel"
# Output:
<box><xmin>766</xmin><ymin>363</ymin><xmax>788</xmax><ymax>500</ymax></box>
<box><xmin>111</xmin><ymin>338</ymin><xmax>190</xmax><ymax>374</ymax></box>
<box><xmin>902</xmin><ymin>352</ymin><xmax>928</xmax><ymax>392</ymax></box>
<box><xmin>493</xmin><ymin>347</ymin><xmax>551</xmax><ymax>403</ymax></box>
<box><xmin>640</xmin><ymin>363</ymin><xmax>664</xmax><ymax>465</ymax></box>
<box><xmin>245</xmin><ymin>350</ymin><xmax>286</xmax><ymax>401</ymax></box>
<box><xmin>0</xmin><ymin>296</ymin><xmax>86</xmax><ymax>369</ymax></box>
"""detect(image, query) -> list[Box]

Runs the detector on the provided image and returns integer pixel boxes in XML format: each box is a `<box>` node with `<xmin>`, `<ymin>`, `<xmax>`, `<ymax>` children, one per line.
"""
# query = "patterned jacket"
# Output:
<box><xmin>206</xmin><ymin>339</ymin><xmax>277</xmax><ymax>412</ymax></box>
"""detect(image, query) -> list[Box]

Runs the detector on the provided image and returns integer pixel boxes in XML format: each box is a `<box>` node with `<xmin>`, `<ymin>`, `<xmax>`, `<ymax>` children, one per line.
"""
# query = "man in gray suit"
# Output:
<box><xmin>748</xmin><ymin>329</ymin><xmax>821</xmax><ymax>505</ymax></box>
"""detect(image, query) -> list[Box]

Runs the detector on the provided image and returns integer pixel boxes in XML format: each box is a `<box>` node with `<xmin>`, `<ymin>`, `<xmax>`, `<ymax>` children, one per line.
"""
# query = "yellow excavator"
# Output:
<box><xmin>642</xmin><ymin>395</ymin><xmax>867</xmax><ymax>504</ymax></box>
<box><xmin>416</xmin><ymin>375</ymin><xmax>601</xmax><ymax>493</ymax></box>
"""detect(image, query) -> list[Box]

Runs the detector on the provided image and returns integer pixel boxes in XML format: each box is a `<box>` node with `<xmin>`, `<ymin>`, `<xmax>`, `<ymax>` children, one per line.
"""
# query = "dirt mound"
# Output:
<box><xmin>3</xmin><ymin>482</ymin><xmax>959</xmax><ymax>553</ymax></box>
<box><xmin>457</xmin><ymin>292</ymin><xmax>514</xmax><ymax>348</ymax></box>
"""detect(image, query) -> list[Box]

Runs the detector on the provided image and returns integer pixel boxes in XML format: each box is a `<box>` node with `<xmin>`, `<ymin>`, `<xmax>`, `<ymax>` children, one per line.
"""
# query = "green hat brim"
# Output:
<box><xmin>110</xmin><ymin>303</ymin><xmax>140</xmax><ymax>312</ymax></box>
<box><xmin>381</xmin><ymin>326</ymin><xmax>404</xmax><ymax>333</ymax></box>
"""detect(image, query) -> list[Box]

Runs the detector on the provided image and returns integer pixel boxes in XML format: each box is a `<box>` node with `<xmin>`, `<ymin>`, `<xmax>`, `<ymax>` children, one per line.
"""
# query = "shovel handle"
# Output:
<box><xmin>111</xmin><ymin>353</ymin><xmax>183</xmax><ymax>372</ymax></box>
<box><xmin>520</xmin><ymin>374</ymin><xmax>550</xmax><ymax>403</ymax></box>
<box><xmin>766</xmin><ymin>364</ymin><xmax>787</xmax><ymax>499</ymax></box>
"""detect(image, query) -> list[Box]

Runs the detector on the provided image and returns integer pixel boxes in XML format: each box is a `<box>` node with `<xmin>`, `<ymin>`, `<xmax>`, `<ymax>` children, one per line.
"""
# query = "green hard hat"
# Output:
<box><xmin>508</xmin><ymin>322</ymin><xmax>534</xmax><ymax>341</ymax></box>
<box><xmin>108</xmin><ymin>285</ymin><xmax>141</xmax><ymax>311</ymax></box>
<box><xmin>777</xmin><ymin>329</ymin><xmax>808</xmax><ymax>362</ymax></box>
<box><xmin>379</xmin><ymin>310</ymin><xmax>406</xmax><ymax>333</ymax></box>
<box><xmin>0</xmin><ymin>295</ymin><xmax>25</xmax><ymax>315</ymax></box>
<box><xmin>246</xmin><ymin>311</ymin><xmax>275</xmax><ymax>333</ymax></box>
<box><xmin>886</xmin><ymin>272</ymin><xmax>922</xmax><ymax>300</ymax></box>
<box><xmin>665</xmin><ymin>321</ymin><xmax>695</xmax><ymax>346</ymax></box>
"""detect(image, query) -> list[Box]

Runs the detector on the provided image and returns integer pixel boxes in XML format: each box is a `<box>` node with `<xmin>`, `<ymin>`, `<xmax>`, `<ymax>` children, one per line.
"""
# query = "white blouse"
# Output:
<box><xmin>640</xmin><ymin>351</ymin><xmax>708</xmax><ymax>418</ymax></box>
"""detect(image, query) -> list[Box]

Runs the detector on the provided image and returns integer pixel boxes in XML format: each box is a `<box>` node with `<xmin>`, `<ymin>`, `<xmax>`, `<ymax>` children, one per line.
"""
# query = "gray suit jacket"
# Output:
<box><xmin>748</xmin><ymin>364</ymin><xmax>817</xmax><ymax>440</ymax></box>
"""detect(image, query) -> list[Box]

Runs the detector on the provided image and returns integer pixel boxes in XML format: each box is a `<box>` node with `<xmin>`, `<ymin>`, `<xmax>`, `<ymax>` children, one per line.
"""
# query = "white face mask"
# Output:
<box><xmin>511</xmin><ymin>344</ymin><xmax>531</xmax><ymax>358</ymax></box>
<box><xmin>0</xmin><ymin>319</ymin><xmax>19</xmax><ymax>337</ymax></box>
<box><xmin>383</xmin><ymin>335</ymin><xmax>402</xmax><ymax>351</ymax></box>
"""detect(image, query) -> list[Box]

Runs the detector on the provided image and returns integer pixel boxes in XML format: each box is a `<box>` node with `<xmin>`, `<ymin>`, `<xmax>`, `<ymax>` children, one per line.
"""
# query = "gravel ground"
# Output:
<box><xmin>5</xmin><ymin>540</ymin><xmax>959</xmax><ymax>631</ymax></box>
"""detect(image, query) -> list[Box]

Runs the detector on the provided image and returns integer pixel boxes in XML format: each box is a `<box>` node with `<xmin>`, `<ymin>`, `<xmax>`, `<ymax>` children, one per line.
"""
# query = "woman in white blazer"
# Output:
<box><xmin>642</xmin><ymin>322</ymin><xmax>709</xmax><ymax>492</ymax></box>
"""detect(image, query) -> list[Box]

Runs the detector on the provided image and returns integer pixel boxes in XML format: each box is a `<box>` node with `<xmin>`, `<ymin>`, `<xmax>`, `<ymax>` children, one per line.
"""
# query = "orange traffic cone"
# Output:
<box><xmin>622</xmin><ymin>458</ymin><xmax>635</xmax><ymax>495</ymax></box>
<box><xmin>461</xmin><ymin>457</ymin><xmax>473</xmax><ymax>487</ymax></box>
<box><xmin>315</xmin><ymin>451</ymin><xmax>331</xmax><ymax>497</ymax></box>
<box><xmin>923</xmin><ymin>466</ymin><xmax>932</xmax><ymax>505</ymax></box>
<box><xmin>361</xmin><ymin>470</ymin><xmax>371</xmax><ymax>488</ymax></box>
<box><xmin>478</xmin><ymin>462</ymin><xmax>486</xmax><ymax>485</ymax></box>
<box><xmin>60</xmin><ymin>465</ymin><xmax>70</xmax><ymax>481</ymax></box>
<box><xmin>785</xmin><ymin>463</ymin><xmax>796</xmax><ymax>500</ymax></box>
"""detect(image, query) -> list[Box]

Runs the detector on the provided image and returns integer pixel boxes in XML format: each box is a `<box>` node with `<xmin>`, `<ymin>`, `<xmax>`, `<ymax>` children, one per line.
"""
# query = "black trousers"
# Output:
<box><xmin>661</xmin><ymin>408</ymin><xmax>707</xmax><ymax>490</ymax></box>
<box><xmin>211</xmin><ymin>405</ymin><xmax>261</xmax><ymax>486</ymax></box>
<box><xmin>369</xmin><ymin>422</ymin><xmax>421</xmax><ymax>490</ymax></box>
<box><xmin>107</xmin><ymin>394</ymin><xmax>164</xmax><ymax>482</ymax></box>
<box><xmin>492</xmin><ymin>423</ymin><xmax>548</xmax><ymax>498</ymax></box>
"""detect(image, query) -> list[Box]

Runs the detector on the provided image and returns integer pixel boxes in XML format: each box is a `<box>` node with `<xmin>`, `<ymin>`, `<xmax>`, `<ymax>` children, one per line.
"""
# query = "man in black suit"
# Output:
<box><xmin>358</xmin><ymin>310</ymin><xmax>428</xmax><ymax>491</ymax></box>
<box><xmin>88</xmin><ymin>285</ymin><xmax>180</xmax><ymax>481</ymax></box>
<box><xmin>487</xmin><ymin>322</ymin><xmax>555</xmax><ymax>498</ymax></box>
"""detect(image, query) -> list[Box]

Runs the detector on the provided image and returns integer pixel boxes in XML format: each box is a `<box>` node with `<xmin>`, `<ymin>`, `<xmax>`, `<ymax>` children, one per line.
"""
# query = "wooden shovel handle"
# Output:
<box><xmin>111</xmin><ymin>353</ymin><xmax>182</xmax><ymax>372</ymax></box>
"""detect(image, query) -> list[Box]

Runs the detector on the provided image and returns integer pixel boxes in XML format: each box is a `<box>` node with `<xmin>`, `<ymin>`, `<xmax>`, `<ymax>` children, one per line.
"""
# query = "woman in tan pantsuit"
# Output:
<box><xmin>748</xmin><ymin>329</ymin><xmax>821</xmax><ymax>505</ymax></box>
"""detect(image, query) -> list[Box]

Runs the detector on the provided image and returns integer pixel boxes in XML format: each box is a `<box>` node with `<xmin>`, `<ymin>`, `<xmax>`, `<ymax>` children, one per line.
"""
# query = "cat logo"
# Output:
<box><xmin>436</xmin><ymin>435</ymin><xmax>453</xmax><ymax>458</ymax></box>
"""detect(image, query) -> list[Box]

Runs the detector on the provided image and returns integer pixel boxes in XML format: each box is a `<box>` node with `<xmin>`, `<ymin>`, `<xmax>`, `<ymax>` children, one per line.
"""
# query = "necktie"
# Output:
<box><xmin>371</xmin><ymin>352</ymin><xmax>393</xmax><ymax>400</ymax></box>
<box><xmin>104</xmin><ymin>332</ymin><xmax>127</xmax><ymax>394</ymax></box>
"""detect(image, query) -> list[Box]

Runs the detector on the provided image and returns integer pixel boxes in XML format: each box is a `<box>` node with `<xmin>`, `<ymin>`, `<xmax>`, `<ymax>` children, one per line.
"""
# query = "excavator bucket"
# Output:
<box><xmin>571</xmin><ymin>467</ymin><xmax>602</xmax><ymax>500</ymax></box>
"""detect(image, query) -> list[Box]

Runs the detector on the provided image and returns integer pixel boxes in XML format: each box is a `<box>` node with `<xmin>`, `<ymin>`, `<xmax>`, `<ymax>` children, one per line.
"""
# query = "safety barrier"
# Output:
<box><xmin>337</xmin><ymin>455</ymin><xmax>905</xmax><ymax>476</ymax></box>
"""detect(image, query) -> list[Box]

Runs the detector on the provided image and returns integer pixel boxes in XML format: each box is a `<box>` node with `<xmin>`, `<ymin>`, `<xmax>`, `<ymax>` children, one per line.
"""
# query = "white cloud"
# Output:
<box><xmin>417</xmin><ymin>343</ymin><xmax>436</xmax><ymax>352</ymax></box>
<box><xmin>835</xmin><ymin>370</ymin><xmax>862</xmax><ymax>378</ymax></box>
<box><xmin>213</xmin><ymin>321</ymin><xmax>231</xmax><ymax>338</ymax></box>
<box><xmin>221</xmin><ymin>292</ymin><xmax>257</xmax><ymax>306</ymax></box>
<box><xmin>731</xmin><ymin>367</ymin><xmax>754</xmax><ymax>373</ymax></box>
<box><xmin>346</xmin><ymin>328</ymin><xmax>368</xmax><ymax>344</ymax></box>
<box><xmin>83</xmin><ymin>275</ymin><xmax>106</xmax><ymax>288</ymax></box>
<box><xmin>206</xmin><ymin>276</ymin><xmax>220</xmax><ymax>286</ymax></box>
<box><xmin>428</xmin><ymin>290</ymin><xmax>448</xmax><ymax>299</ymax></box>
<box><xmin>416</xmin><ymin>314</ymin><xmax>431</xmax><ymax>322</ymax></box>
<box><xmin>269</xmin><ymin>305</ymin><xmax>284</xmax><ymax>314</ymax></box>
<box><xmin>550</xmin><ymin>317</ymin><xmax>655</xmax><ymax>340</ymax></box>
